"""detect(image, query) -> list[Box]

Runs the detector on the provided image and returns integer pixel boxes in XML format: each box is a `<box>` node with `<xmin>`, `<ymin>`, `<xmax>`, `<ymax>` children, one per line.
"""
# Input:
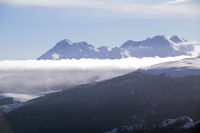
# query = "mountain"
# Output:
<box><xmin>139</xmin><ymin>56</ymin><xmax>200</xmax><ymax>77</ymax></box>
<box><xmin>4</xmin><ymin>61</ymin><xmax>200</xmax><ymax>133</ymax></box>
<box><xmin>38</xmin><ymin>35</ymin><xmax>200</xmax><ymax>60</ymax></box>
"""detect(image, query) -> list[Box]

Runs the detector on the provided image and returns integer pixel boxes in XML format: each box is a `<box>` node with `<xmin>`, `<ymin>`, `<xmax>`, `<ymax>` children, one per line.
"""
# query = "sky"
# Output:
<box><xmin>0</xmin><ymin>0</ymin><xmax>200</xmax><ymax>59</ymax></box>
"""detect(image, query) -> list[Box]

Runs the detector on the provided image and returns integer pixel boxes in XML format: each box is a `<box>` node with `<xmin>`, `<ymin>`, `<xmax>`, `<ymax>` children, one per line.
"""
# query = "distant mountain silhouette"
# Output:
<box><xmin>38</xmin><ymin>35</ymin><xmax>200</xmax><ymax>59</ymax></box>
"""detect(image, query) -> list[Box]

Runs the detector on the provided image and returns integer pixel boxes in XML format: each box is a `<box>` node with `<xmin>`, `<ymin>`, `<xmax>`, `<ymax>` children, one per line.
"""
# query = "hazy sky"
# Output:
<box><xmin>0</xmin><ymin>0</ymin><xmax>200</xmax><ymax>59</ymax></box>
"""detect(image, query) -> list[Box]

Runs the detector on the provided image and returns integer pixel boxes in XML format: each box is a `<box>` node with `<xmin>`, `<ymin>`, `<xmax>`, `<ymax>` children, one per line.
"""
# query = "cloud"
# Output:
<box><xmin>0</xmin><ymin>0</ymin><xmax>199</xmax><ymax>18</ymax></box>
<box><xmin>0</xmin><ymin>93</ymin><xmax>39</xmax><ymax>102</ymax></box>
<box><xmin>0</xmin><ymin>56</ymin><xmax>189</xmax><ymax>96</ymax></box>
<box><xmin>166</xmin><ymin>0</ymin><xmax>189</xmax><ymax>5</ymax></box>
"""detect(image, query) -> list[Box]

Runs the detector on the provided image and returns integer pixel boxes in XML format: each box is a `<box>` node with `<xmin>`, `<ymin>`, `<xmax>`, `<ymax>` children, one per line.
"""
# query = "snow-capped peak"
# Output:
<box><xmin>152</xmin><ymin>35</ymin><xmax>169</xmax><ymax>41</ymax></box>
<box><xmin>54</xmin><ymin>39</ymin><xmax>73</xmax><ymax>49</ymax></box>
<box><xmin>38</xmin><ymin>35</ymin><xmax>200</xmax><ymax>60</ymax></box>
<box><xmin>170</xmin><ymin>35</ymin><xmax>186</xmax><ymax>43</ymax></box>
<box><xmin>63</xmin><ymin>39</ymin><xmax>72</xmax><ymax>45</ymax></box>
<box><xmin>121</xmin><ymin>40</ymin><xmax>135</xmax><ymax>48</ymax></box>
<box><xmin>150</xmin><ymin>35</ymin><xmax>174</xmax><ymax>45</ymax></box>
<box><xmin>59</xmin><ymin>39</ymin><xmax>72</xmax><ymax>45</ymax></box>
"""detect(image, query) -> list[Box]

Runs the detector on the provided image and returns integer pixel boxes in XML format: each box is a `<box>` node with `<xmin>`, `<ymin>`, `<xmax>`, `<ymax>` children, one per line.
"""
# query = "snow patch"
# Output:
<box><xmin>0</xmin><ymin>93</ymin><xmax>39</xmax><ymax>102</ymax></box>
<box><xmin>183</xmin><ymin>120</ymin><xmax>200</xmax><ymax>129</ymax></box>
<box><xmin>160</xmin><ymin>116</ymin><xmax>193</xmax><ymax>128</ymax></box>
<box><xmin>51</xmin><ymin>53</ymin><xmax>60</xmax><ymax>60</ymax></box>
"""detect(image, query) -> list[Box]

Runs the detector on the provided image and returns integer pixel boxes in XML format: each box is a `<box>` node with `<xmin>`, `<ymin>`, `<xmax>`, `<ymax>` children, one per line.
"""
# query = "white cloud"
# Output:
<box><xmin>0</xmin><ymin>93</ymin><xmax>39</xmax><ymax>102</ymax></box>
<box><xmin>52</xmin><ymin>53</ymin><xmax>60</xmax><ymax>60</ymax></box>
<box><xmin>0</xmin><ymin>56</ymin><xmax>189</xmax><ymax>96</ymax></box>
<box><xmin>0</xmin><ymin>0</ymin><xmax>199</xmax><ymax>18</ymax></box>
<box><xmin>166</xmin><ymin>0</ymin><xmax>189</xmax><ymax>5</ymax></box>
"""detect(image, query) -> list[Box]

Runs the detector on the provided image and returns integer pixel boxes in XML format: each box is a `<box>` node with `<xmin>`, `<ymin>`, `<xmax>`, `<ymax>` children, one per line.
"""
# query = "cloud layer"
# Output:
<box><xmin>0</xmin><ymin>0</ymin><xmax>199</xmax><ymax>18</ymax></box>
<box><xmin>0</xmin><ymin>56</ymin><xmax>189</xmax><ymax>95</ymax></box>
<box><xmin>166</xmin><ymin>0</ymin><xmax>189</xmax><ymax>5</ymax></box>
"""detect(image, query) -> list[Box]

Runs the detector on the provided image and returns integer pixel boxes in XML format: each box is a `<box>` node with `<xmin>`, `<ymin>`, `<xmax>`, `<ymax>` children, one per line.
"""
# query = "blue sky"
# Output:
<box><xmin>0</xmin><ymin>0</ymin><xmax>200</xmax><ymax>59</ymax></box>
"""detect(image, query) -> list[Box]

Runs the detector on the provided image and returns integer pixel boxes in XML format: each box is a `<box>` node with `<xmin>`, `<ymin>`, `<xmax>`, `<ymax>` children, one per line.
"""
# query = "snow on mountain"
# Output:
<box><xmin>0</xmin><ymin>93</ymin><xmax>39</xmax><ymax>102</ymax></box>
<box><xmin>170</xmin><ymin>35</ymin><xmax>186</xmax><ymax>43</ymax></box>
<box><xmin>38</xmin><ymin>40</ymin><xmax>100</xmax><ymax>60</ymax></box>
<box><xmin>0</xmin><ymin>93</ymin><xmax>38</xmax><ymax>113</ymax></box>
<box><xmin>183</xmin><ymin>120</ymin><xmax>200</xmax><ymax>129</ymax></box>
<box><xmin>38</xmin><ymin>35</ymin><xmax>200</xmax><ymax>60</ymax></box>
<box><xmin>120</xmin><ymin>35</ymin><xmax>200</xmax><ymax>57</ymax></box>
<box><xmin>139</xmin><ymin>56</ymin><xmax>200</xmax><ymax>77</ymax></box>
<box><xmin>159</xmin><ymin>116</ymin><xmax>193</xmax><ymax>128</ymax></box>
<box><xmin>105</xmin><ymin>116</ymin><xmax>199</xmax><ymax>133</ymax></box>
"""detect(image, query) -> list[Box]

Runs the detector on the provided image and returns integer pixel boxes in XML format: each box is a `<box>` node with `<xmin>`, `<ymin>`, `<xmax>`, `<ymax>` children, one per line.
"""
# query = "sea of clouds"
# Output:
<box><xmin>0</xmin><ymin>56</ymin><xmax>189</xmax><ymax>98</ymax></box>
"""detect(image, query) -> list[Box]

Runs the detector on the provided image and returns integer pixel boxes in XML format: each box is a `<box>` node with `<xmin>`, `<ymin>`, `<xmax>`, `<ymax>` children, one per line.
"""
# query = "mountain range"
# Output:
<box><xmin>38</xmin><ymin>35</ymin><xmax>200</xmax><ymax>60</ymax></box>
<box><xmin>1</xmin><ymin>37</ymin><xmax>200</xmax><ymax>133</ymax></box>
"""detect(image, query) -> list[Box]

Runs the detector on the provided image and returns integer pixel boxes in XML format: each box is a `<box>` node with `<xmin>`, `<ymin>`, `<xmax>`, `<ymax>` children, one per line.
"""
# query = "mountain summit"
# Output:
<box><xmin>170</xmin><ymin>35</ymin><xmax>186</xmax><ymax>43</ymax></box>
<box><xmin>38</xmin><ymin>35</ymin><xmax>200</xmax><ymax>60</ymax></box>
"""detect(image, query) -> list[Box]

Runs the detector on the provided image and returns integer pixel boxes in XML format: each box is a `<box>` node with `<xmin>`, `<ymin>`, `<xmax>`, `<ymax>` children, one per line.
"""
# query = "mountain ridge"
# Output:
<box><xmin>5</xmin><ymin>72</ymin><xmax>200</xmax><ymax>133</ymax></box>
<box><xmin>38</xmin><ymin>35</ymin><xmax>200</xmax><ymax>60</ymax></box>
<box><xmin>138</xmin><ymin>56</ymin><xmax>200</xmax><ymax>77</ymax></box>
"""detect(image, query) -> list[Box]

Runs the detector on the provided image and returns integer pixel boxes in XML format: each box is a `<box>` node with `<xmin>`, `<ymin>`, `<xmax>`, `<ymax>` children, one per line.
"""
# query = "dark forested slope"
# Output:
<box><xmin>5</xmin><ymin>73</ymin><xmax>200</xmax><ymax>133</ymax></box>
